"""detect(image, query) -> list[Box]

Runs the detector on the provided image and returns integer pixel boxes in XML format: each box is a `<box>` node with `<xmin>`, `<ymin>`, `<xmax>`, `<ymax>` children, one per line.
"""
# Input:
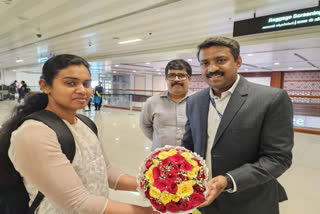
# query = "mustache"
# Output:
<box><xmin>206</xmin><ymin>70</ymin><xmax>224</xmax><ymax>78</ymax></box>
<box><xmin>171</xmin><ymin>82</ymin><xmax>184</xmax><ymax>86</ymax></box>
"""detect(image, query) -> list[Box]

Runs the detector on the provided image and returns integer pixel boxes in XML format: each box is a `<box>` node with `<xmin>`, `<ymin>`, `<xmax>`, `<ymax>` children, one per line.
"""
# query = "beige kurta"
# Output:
<box><xmin>9</xmin><ymin>118</ymin><xmax>124</xmax><ymax>214</ymax></box>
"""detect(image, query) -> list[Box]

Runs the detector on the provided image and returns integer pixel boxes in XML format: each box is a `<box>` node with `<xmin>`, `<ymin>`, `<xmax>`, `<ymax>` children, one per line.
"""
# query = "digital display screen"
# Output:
<box><xmin>233</xmin><ymin>6</ymin><xmax>320</xmax><ymax>37</ymax></box>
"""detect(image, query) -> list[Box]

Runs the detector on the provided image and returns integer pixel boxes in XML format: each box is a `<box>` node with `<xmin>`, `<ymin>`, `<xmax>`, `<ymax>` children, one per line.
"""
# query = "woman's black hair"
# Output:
<box><xmin>0</xmin><ymin>54</ymin><xmax>90</xmax><ymax>165</ymax></box>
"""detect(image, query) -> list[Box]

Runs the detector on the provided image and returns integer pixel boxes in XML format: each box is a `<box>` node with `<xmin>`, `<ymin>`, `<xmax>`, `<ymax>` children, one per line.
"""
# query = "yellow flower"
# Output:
<box><xmin>145</xmin><ymin>169</ymin><xmax>153</xmax><ymax>181</ymax></box>
<box><xmin>186</xmin><ymin>180</ymin><xmax>197</xmax><ymax>186</ymax></box>
<box><xmin>158</xmin><ymin>151</ymin><xmax>169</xmax><ymax>160</ymax></box>
<box><xmin>172</xmin><ymin>195</ymin><xmax>180</xmax><ymax>202</ymax></box>
<box><xmin>188</xmin><ymin>159</ymin><xmax>198</xmax><ymax>167</ymax></box>
<box><xmin>187</xmin><ymin>170</ymin><xmax>197</xmax><ymax>179</ymax></box>
<box><xmin>192</xmin><ymin>165</ymin><xmax>200</xmax><ymax>173</ymax></box>
<box><xmin>177</xmin><ymin>181</ymin><xmax>194</xmax><ymax>197</ymax></box>
<box><xmin>181</xmin><ymin>152</ymin><xmax>193</xmax><ymax>160</ymax></box>
<box><xmin>167</xmin><ymin>149</ymin><xmax>177</xmax><ymax>156</ymax></box>
<box><xmin>149</xmin><ymin>186</ymin><xmax>161</xmax><ymax>198</ymax></box>
<box><xmin>160</xmin><ymin>191</ymin><xmax>172</xmax><ymax>205</ymax></box>
<box><xmin>152</xmin><ymin>159</ymin><xmax>160</xmax><ymax>166</ymax></box>
<box><xmin>145</xmin><ymin>165</ymin><xmax>156</xmax><ymax>182</ymax></box>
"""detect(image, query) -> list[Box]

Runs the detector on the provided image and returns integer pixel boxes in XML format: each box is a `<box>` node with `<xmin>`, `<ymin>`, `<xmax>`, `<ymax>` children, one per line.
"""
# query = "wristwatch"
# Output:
<box><xmin>223</xmin><ymin>174</ymin><xmax>234</xmax><ymax>191</ymax></box>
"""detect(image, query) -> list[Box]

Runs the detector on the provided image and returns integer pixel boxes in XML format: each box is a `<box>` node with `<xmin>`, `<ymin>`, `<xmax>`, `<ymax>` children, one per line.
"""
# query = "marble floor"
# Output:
<box><xmin>1</xmin><ymin>100</ymin><xmax>320</xmax><ymax>214</ymax></box>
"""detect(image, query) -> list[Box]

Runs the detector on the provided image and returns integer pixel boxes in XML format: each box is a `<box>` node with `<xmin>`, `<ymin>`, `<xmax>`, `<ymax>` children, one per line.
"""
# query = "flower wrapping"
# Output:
<box><xmin>137</xmin><ymin>146</ymin><xmax>209</xmax><ymax>214</ymax></box>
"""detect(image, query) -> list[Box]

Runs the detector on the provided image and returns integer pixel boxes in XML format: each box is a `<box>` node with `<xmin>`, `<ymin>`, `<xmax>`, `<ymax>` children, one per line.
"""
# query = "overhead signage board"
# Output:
<box><xmin>233</xmin><ymin>6</ymin><xmax>320</xmax><ymax>37</ymax></box>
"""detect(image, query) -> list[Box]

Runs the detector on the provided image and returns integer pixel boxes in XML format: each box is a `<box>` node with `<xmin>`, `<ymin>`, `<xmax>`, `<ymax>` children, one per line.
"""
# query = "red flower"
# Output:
<box><xmin>179</xmin><ymin>199</ymin><xmax>193</xmax><ymax>211</ymax></box>
<box><xmin>153</xmin><ymin>167</ymin><xmax>161</xmax><ymax>179</ymax></box>
<box><xmin>166</xmin><ymin>202</ymin><xmax>180</xmax><ymax>212</ymax></box>
<box><xmin>194</xmin><ymin>158</ymin><xmax>202</xmax><ymax>166</ymax></box>
<box><xmin>169</xmin><ymin>154</ymin><xmax>186</xmax><ymax>164</ymax></box>
<box><xmin>197</xmin><ymin>172</ymin><xmax>206</xmax><ymax>180</ymax></box>
<box><xmin>193</xmin><ymin>184</ymin><xmax>205</xmax><ymax>193</ymax></box>
<box><xmin>170</xmin><ymin>164</ymin><xmax>179</xmax><ymax>173</ymax></box>
<box><xmin>178</xmin><ymin>174</ymin><xmax>188</xmax><ymax>181</ymax></box>
<box><xmin>150</xmin><ymin>199</ymin><xmax>166</xmax><ymax>213</ymax></box>
<box><xmin>189</xmin><ymin>192</ymin><xmax>205</xmax><ymax>207</ymax></box>
<box><xmin>145</xmin><ymin>159</ymin><xmax>153</xmax><ymax>169</ymax></box>
<box><xmin>165</xmin><ymin>171</ymin><xmax>178</xmax><ymax>182</ymax></box>
<box><xmin>180</xmin><ymin>161</ymin><xmax>193</xmax><ymax>171</ymax></box>
<box><xmin>159</xmin><ymin>157</ymin><xmax>171</xmax><ymax>167</ymax></box>
<box><xmin>144</xmin><ymin>189</ymin><xmax>151</xmax><ymax>199</ymax></box>
<box><xmin>152</xmin><ymin>151</ymin><xmax>161</xmax><ymax>158</ymax></box>
<box><xmin>167</xmin><ymin>181</ymin><xmax>178</xmax><ymax>194</ymax></box>
<box><xmin>154</xmin><ymin>179</ymin><xmax>168</xmax><ymax>191</ymax></box>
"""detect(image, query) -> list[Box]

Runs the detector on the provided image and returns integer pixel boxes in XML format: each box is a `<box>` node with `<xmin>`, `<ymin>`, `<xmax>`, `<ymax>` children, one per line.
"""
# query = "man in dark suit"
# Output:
<box><xmin>182</xmin><ymin>37</ymin><xmax>294</xmax><ymax>214</ymax></box>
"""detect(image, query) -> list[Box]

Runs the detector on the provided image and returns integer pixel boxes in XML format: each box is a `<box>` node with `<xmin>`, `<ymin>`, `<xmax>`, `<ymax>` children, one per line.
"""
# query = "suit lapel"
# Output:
<box><xmin>199</xmin><ymin>89</ymin><xmax>210</xmax><ymax>158</ymax></box>
<box><xmin>213</xmin><ymin>77</ymin><xmax>249</xmax><ymax>147</ymax></box>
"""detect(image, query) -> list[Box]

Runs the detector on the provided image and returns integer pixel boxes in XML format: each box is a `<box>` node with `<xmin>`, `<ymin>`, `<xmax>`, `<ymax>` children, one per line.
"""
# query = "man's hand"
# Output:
<box><xmin>198</xmin><ymin>175</ymin><xmax>227</xmax><ymax>208</ymax></box>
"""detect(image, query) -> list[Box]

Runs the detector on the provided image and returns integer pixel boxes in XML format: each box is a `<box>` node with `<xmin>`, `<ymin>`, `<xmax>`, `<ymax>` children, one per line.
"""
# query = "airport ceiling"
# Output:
<box><xmin>0</xmin><ymin>0</ymin><xmax>320</xmax><ymax>76</ymax></box>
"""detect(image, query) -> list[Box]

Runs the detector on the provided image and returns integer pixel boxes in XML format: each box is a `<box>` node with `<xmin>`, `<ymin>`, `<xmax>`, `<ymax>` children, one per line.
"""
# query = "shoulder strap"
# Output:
<box><xmin>76</xmin><ymin>114</ymin><xmax>98</xmax><ymax>136</ymax></box>
<box><xmin>23</xmin><ymin>110</ymin><xmax>76</xmax><ymax>214</ymax></box>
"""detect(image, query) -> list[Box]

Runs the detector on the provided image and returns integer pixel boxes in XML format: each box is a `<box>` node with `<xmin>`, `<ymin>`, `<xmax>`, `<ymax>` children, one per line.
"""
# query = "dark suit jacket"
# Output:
<box><xmin>182</xmin><ymin>76</ymin><xmax>294</xmax><ymax>214</ymax></box>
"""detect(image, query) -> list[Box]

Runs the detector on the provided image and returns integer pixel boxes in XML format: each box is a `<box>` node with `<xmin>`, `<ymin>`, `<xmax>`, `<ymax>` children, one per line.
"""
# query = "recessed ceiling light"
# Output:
<box><xmin>16</xmin><ymin>58</ymin><xmax>24</xmax><ymax>63</ymax></box>
<box><xmin>245</xmin><ymin>68</ymin><xmax>249</xmax><ymax>71</ymax></box>
<box><xmin>274</xmin><ymin>62</ymin><xmax>280</xmax><ymax>65</ymax></box>
<box><xmin>145</xmin><ymin>62</ymin><xmax>150</xmax><ymax>65</ymax></box>
<box><xmin>156</xmin><ymin>69</ymin><xmax>160</xmax><ymax>71</ymax></box>
<box><xmin>118</xmin><ymin>38</ymin><xmax>142</xmax><ymax>44</ymax></box>
<box><xmin>187</xmin><ymin>59</ymin><xmax>193</xmax><ymax>62</ymax></box>
<box><xmin>288</xmin><ymin>67</ymin><xmax>293</xmax><ymax>69</ymax></box>
<box><xmin>247</xmin><ymin>54</ymin><xmax>253</xmax><ymax>56</ymax></box>
<box><xmin>132</xmin><ymin>70</ymin><xmax>136</xmax><ymax>72</ymax></box>
<box><xmin>113</xmin><ymin>71</ymin><xmax>117</xmax><ymax>73</ymax></box>
<box><xmin>115</xmin><ymin>65</ymin><xmax>119</xmax><ymax>67</ymax></box>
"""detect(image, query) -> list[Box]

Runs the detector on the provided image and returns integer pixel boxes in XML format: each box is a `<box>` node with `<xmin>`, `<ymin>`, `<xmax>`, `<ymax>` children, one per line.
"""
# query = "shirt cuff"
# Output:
<box><xmin>226</xmin><ymin>173</ymin><xmax>237</xmax><ymax>193</ymax></box>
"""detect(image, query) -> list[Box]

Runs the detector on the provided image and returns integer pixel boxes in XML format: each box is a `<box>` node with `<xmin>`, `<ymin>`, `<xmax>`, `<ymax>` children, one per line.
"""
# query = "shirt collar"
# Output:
<box><xmin>210</xmin><ymin>74</ymin><xmax>240</xmax><ymax>98</ymax></box>
<box><xmin>161</xmin><ymin>90</ymin><xmax>193</xmax><ymax>100</ymax></box>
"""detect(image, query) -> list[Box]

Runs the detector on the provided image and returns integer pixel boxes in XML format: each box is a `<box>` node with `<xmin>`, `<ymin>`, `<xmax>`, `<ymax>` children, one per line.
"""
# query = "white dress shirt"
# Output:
<box><xmin>206</xmin><ymin>74</ymin><xmax>240</xmax><ymax>192</ymax></box>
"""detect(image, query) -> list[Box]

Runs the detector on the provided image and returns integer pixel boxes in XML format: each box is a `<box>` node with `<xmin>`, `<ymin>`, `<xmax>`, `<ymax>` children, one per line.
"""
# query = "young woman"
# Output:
<box><xmin>3</xmin><ymin>54</ymin><xmax>157</xmax><ymax>214</ymax></box>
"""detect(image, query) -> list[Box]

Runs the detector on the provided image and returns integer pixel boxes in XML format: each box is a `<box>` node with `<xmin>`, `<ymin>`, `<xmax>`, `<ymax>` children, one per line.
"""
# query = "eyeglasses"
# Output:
<box><xmin>166</xmin><ymin>73</ymin><xmax>189</xmax><ymax>81</ymax></box>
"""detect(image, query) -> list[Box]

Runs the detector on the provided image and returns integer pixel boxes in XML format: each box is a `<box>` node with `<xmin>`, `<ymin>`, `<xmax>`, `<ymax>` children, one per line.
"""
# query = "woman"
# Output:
<box><xmin>3</xmin><ymin>54</ymin><xmax>157</xmax><ymax>214</ymax></box>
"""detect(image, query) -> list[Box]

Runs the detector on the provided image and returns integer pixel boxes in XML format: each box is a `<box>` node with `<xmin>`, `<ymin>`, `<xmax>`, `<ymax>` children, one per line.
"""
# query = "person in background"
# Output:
<box><xmin>140</xmin><ymin>59</ymin><xmax>193</xmax><ymax>151</ymax></box>
<box><xmin>1</xmin><ymin>54</ymin><xmax>158</xmax><ymax>214</ymax></box>
<box><xmin>94</xmin><ymin>82</ymin><xmax>104</xmax><ymax>110</ymax></box>
<box><xmin>18</xmin><ymin>80</ymin><xmax>27</xmax><ymax>103</ymax></box>
<box><xmin>8</xmin><ymin>80</ymin><xmax>18</xmax><ymax>100</ymax></box>
<box><xmin>182</xmin><ymin>37</ymin><xmax>294</xmax><ymax>214</ymax></box>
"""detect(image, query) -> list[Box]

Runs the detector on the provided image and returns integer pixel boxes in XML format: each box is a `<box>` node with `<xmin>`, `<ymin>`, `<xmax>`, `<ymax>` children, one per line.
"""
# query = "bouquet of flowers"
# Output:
<box><xmin>137</xmin><ymin>146</ymin><xmax>208</xmax><ymax>213</ymax></box>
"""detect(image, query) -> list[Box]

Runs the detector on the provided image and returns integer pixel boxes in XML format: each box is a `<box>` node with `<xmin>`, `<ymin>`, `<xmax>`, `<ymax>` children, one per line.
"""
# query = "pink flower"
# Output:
<box><xmin>154</xmin><ymin>179</ymin><xmax>168</xmax><ymax>191</ymax></box>
<box><xmin>180</xmin><ymin>161</ymin><xmax>193</xmax><ymax>171</ymax></box>
<box><xmin>189</xmin><ymin>192</ymin><xmax>205</xmax><ymax>207</ymax></box>
<box><xmin>179</xmin><ymin>199</ymin><xmax>193</xmax><ymax>211</ymax></box>
<box><xmin>166</xmin><ymin>202</ymin><xmax>180</xmax><ymax>212</ymax></box>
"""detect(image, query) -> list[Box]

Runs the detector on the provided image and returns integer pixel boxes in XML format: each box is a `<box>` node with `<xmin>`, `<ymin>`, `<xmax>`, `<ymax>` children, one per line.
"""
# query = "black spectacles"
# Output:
<box><xmin>166</xmin><ymin>73</ymin><xmax>189</xmax><ymax>80</ymax></box>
